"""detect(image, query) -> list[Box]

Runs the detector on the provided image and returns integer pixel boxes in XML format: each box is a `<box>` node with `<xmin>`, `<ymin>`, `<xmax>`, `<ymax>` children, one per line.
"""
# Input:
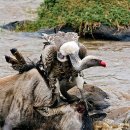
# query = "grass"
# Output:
<box><xmin>17</xmin><ymin>0</ymin><xmax>130</xmax><ymax>33</ymax></box>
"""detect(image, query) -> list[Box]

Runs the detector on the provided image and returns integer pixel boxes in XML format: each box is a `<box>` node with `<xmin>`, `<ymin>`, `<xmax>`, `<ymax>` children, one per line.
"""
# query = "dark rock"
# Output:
<box><xmin>39</xmin><ymin>24</ymin><xmax>130</xmax><ymax>41</ymax></box>
<box><xmin>38</xmin><ymin>28</ymin><xmax>57</xmax><ymax>35</ymax></box>
<box><xmin>1</xmin><ymin>20</ymin><xmax>130</xmax><ymax>41</ymax></box>
<box><xmin>1</xmin><ymin>20</ymin><xmax>31</xmax><ymax>31</ymax></box>
<box><xmin>37</xmin><ymin>25</ymin><xmax>74</xmax><ymax>35</ymax></box>
<box><xmin>84</xmin><ymin>24</ymin><xmax>130</xmax><ymax>41</ymax></box>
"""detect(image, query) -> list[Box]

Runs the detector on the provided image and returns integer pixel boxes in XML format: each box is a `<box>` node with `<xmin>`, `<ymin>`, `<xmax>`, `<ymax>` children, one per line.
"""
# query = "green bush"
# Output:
<box><xmin>19</xmin><ymin>0</ymin><xmax>130</xmax><ymax>32</ymax></box>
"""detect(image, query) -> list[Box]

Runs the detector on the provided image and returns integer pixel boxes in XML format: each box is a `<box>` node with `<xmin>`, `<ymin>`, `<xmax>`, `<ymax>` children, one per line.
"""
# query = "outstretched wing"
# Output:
<box><xmin>42</xmin><ymin>45</ymin><xmax>57</xmax><ymax>75</ymax></box>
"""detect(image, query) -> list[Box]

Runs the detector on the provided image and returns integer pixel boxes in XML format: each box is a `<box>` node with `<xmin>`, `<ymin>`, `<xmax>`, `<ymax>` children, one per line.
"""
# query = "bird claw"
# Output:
<box><xmin>49</xmin><ymin>93</ymin><xmax>68</xmax><ymax>108</ymax></box>
<box><xmin>67</xmin><ymin>95</ymin><xmax>80</xmax><ymax>103</ymax></box>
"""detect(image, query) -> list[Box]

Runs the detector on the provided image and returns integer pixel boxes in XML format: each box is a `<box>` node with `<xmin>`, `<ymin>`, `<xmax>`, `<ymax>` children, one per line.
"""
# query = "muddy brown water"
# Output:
<box><xmin>0</xmin><ymin>0</ymin><xmax>130</xmax><ymax>125</ymax></box>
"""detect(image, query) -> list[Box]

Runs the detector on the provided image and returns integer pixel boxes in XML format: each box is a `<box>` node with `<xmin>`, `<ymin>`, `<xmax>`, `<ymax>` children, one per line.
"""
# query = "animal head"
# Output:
<box><xmin>81</xmin><ymin>55</ymin><xmax>106</xmax><ymax>68</ymax></box>
<box><xmin>57</xmin><ymin>41</ymin><xmax>80</xmax><ymax>62</ymax></box>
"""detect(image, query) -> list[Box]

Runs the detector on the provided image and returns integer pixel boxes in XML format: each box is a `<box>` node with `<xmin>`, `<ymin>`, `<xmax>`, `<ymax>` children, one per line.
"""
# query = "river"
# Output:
<box><xmin>0</xmin><ymin>0</ymin><xmax>130</xmax><ymax>125</ymax></box>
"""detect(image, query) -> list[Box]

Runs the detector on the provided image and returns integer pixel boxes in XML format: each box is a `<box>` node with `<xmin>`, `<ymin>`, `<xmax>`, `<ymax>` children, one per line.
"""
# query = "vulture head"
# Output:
<box><xmin>57</xmin><ymin>41</ymin><xmax>106</xmax><ymax>71</ymax></box>
<box><xmin>42</xmin><ymin>32</ymin><xmax>106</xmax><ymax>71</ymax></box>
<box><xmin>57</xmin><ymin>41</ymin><xmax>79</xmax><ymax>62</ymax></box>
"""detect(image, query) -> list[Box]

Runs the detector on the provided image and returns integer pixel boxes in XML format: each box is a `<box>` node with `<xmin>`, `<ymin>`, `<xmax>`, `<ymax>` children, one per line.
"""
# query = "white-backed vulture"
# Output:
<box><xmin>41</xmin><ymin>32</ymin><xmax>106</xmax><ymax>107</ymax></box>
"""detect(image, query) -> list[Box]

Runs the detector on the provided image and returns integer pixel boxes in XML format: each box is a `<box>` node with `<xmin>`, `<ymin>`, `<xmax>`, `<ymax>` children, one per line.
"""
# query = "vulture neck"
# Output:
<box><xmin>69</xmin><ymin>55</ymin><xmax>98</xmax><ymax>72</ymax></box>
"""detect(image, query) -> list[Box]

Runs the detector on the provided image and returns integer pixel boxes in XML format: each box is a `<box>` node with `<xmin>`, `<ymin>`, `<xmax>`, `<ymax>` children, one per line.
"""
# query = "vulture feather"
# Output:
<box><xmin>41</xmin><ymin>32</ymin><xmax>106</xmax><ymax>107</ymax></box>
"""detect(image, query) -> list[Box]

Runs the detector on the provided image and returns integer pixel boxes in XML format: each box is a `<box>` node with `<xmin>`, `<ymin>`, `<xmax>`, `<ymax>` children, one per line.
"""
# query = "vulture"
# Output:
<box><xmin>5</xmin><ymin>32</ymin><xmax>106</xmax><ymax>108</ymax></box>
<box><xmin>41</xmin><ymin>31</ymin><xmax>106</xmax><ymax>107</ymax></box>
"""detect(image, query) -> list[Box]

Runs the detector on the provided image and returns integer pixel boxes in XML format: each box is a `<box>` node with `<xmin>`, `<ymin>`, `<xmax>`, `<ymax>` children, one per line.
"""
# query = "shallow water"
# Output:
<box><xmin>0</xmin><ymin>0</ymin><xmax>130</xmax><ymax>125</ymax></box>
<box><xmin>0</xmin><ymin>0</ymin><xmax>41</xmax><ymax>24</ymax></box>
<box><xmin>82</xmin><ymin>40</ymin><xmax>130</xmax><ymax>123</ymax></box>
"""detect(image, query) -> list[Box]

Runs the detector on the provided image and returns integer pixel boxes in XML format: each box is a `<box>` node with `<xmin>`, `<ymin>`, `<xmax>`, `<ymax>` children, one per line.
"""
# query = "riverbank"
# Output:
<box><xmin>1</xmin><ymin>0</ymin><xmax>130</xmax><ymax>41</ymax></box>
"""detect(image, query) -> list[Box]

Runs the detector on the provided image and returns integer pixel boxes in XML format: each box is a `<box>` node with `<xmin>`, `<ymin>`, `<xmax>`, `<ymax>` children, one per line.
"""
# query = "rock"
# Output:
<box><xmin>107</xmin><ymin>107</ymin><xmax>130</xmax><ymax>123</ymax></box>
<box><xmin>84</xmin><ymin>24</ymin><xmax>130</xmax><ymax>41</ymax></box>
<box><xmin>1</xmin><ymin>21</ymin><xmax>130</xmax><ymax>41</ymax></box>
<box><xmin>0</xmin><ymin>20</ymin><xmax>31</xmax><ymax>31</ymax></box>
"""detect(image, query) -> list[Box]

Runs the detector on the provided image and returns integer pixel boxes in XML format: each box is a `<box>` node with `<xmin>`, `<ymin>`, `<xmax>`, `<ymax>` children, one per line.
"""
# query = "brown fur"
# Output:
<box><xmin>0</xmin><ymin>69</ymin><xmax>51</xmax><ymax>129</ymax></box>
<box><xmin>0</xmin><ymin>69</ymin><xmax>83</xmax><ymax>130</ymax></box>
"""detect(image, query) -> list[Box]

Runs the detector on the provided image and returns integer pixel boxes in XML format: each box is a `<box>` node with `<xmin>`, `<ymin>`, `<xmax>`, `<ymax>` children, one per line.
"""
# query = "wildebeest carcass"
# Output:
<box><xmin>0</xmin><ymin>32</ymin><xmax>108</xmax><ymax>130</ymax></box>
<box><xmin>0</xmin><ymin>68</ymin><xmax>83</xmax><ymax>130</ymax></box>
<box><xmin>0</xmin><ymin>67</ymin><xmax>109</xmax><ymax>130</ymax></box>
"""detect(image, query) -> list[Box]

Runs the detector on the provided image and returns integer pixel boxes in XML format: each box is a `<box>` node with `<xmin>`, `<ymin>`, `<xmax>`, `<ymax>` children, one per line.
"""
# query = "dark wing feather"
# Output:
<box><xmin>79</xmin><ymin>44</ymin><xmax>87</xmax><ymax>59</ymax></box>
<box><xmin>42</xmin><ymin>32</ymin><xmax>79</xmax><ymax>49</ymax></box>
<box><xmin>42</xmin><ymin>45</ymin><xmax>57</xmax><ymax>75</ymax></box>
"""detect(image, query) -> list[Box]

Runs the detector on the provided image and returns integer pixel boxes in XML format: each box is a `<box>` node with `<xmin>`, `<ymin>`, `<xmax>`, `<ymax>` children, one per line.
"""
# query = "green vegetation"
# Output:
<box><xmin>18</xmin><ymin>0</ymin><xmax>130</xmax><ymax>33</ymax></box>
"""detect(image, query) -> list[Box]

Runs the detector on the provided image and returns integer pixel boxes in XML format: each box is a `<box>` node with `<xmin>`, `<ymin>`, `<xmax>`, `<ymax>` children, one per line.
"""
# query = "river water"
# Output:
<box><xmin>0</xmin><ymin>0</ymin><xmax>130</xmax><ymax>125</ymax></box>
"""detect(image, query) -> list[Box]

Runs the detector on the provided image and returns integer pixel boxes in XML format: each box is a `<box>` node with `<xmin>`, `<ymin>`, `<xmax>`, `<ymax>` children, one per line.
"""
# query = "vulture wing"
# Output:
<box><xmin>42</xmin><ymin>31</ymin><xmax>79</xmax><ymax>49</ymax></box>
<box><xmin>42</xmin><ymin>32</ymin><xmax>87</xmax><ymax>71</ymax></box>
<box><xmin>42</xmin><ymin>45</ymin><xmax>57</xmax><ymax>75</ymax></box>
<box><xmin>79</xmin><ymin>44</ymin><xmax>87</xmax><ymax>59</ymax></box>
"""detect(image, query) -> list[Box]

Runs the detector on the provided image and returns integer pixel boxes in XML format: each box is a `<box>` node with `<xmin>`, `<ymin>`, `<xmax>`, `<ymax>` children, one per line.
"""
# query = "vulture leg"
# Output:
<box><xmin>75</xmin><ymin>74</ymin><xmax>89</xmax><ymax>110</ymax></box>
<box><xmin>59</xmin><ymin>79</ymin><xmax>80</xmax><ymax>103</ymax></box>
<box><xmin>49</xmin><ymin>89</ymin><xmax>68</xmax><ymax>108</ymax></box>
<box><xmin>3</xmin><ymin>124</ymin><xmax>12</xmax><ymax>130</ymax></box>
<box><xmin>48</xmin><ymin>78</ymin><xmax>68</xmax><ymax>108</ymax></box>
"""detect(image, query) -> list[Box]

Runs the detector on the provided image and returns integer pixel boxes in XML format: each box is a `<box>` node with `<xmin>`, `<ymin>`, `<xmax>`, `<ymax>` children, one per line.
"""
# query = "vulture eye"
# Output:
<box><xmin>57</xmin><ymin>52</ymin><xmax>65</xmax><ymax>59</ymax></box>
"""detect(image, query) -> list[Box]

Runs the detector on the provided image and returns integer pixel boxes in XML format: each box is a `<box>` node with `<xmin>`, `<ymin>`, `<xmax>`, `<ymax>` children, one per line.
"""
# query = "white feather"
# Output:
<box><xmin>59</xmin><ymin>41</ymin><xmax>79</xmax><ymax>56</ymax></box>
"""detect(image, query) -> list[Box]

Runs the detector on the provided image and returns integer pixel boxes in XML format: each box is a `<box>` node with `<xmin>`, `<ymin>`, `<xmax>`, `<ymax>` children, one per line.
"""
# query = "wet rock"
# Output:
<box><xmin>1</xmin><ymin>21</ymin><xmax>130</xmax><ymax>41</ymax></box>
<box><xmin>38</xmin><ymin>24</ymin><xmax>130</xmax><ymax>41</ymax></box>
<box><xmin>0</xmin><ymin>20</ymin><xmax>31</xmax><ymax>31</ymax></box>
<box><xmin>60</xmin><ymin>24</ymin><xmax>130</xmax><ymax>41</ymax></box>
<box><xmin>84</xmin><ymin>24</ymin><xmax>130</xmax><ymax>41</ymax></box>
<box><xmin>107</xmin><ymin>107</ymin><xmax>130</xmax><ymax>123</ymax></box>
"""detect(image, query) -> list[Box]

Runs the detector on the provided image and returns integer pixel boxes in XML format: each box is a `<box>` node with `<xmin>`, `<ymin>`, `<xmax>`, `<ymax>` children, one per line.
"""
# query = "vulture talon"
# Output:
<box><xmin>49</xmin><ymin>94</ymin><xmax>68</xmax><ymax>108</ymax></box>
<box><xmin>67</xmin><ymin>95</ymin><xmax>80</xmax><ymax>104</ymax></box>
